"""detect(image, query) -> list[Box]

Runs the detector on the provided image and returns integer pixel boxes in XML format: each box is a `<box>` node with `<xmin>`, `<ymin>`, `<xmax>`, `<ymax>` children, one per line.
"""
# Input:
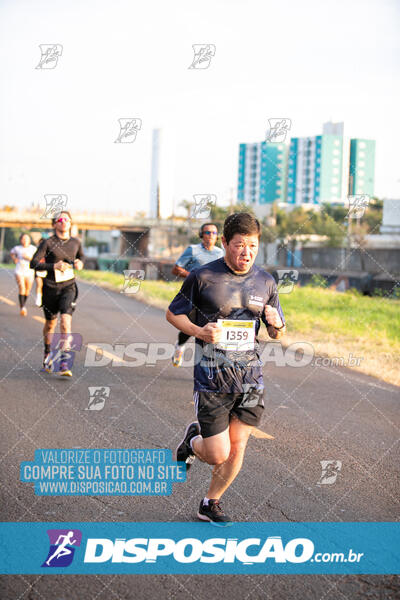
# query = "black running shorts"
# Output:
<box><xmin>42</xmin><ymin>282</ymin><xmax>77</xmax><ymax>320</ymax></box>
<box><xmin>193</xmin><ymin>389</ymin><xmax>264</xmax><ymax>438</ymax></box>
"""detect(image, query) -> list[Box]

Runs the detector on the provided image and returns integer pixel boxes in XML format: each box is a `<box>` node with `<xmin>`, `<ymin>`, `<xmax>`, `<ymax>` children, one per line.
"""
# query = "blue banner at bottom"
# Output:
<box><xmin>0</xmin><ymin>522</ymin><xmax>398</xmax><ymax>574</ymax></box>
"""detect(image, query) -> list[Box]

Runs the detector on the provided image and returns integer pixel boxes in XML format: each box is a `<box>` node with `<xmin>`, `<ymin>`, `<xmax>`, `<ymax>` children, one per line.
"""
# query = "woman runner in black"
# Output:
<box><xmin>167</xmin><ymin>213</ymin><xmax>286</xmax><ymax>525</ymax></box>
<box><xmin>30</xmin><ymin>211</ymin><xmax>84</xmax><ymax>376</ymax></box>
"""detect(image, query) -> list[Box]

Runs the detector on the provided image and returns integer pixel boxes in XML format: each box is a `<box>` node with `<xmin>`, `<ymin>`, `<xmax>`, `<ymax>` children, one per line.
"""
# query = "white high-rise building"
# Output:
<box><xmin>149</xmin><ymin>129</ymin><xmax>161</xmax><ymax>219</ymax></box>
<box><xmin>323</xmin><ymin>121</ymin><xmax>344</xmax><ymax>136</ymax></box>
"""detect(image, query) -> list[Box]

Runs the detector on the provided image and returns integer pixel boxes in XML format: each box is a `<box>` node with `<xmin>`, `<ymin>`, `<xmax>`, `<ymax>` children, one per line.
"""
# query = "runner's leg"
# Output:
<box><xmin>15</xmin><ymin>274</ymin><xmax>29</xmax><ymax>314</ymax></box>
<box><xmin>60</xmin><ymin>313</ymin><xmax>72</xmax><ymax>338</ymax></box>
<box><xmin>173</xmin><ymin>310</ymin><xmax>195</xmax><ymax>366</ymax></box>
<box><xmin>35</xmin><ymin>275</ymin><xmax>43</xmax><ymax>306</ymax></box>
<box><xmin>59</xmin><ymin>313</ymin><xmax>72</xmax><ymax>355</ymax></box>
<box><xmin>59</xmin><ymin>313</ymin><xmax>73</xmax><ymax>375</ymax></box>
<box><xmin>192</xmin><ymin>417</ymin><xmax>253</xmax><ymax>499</ymax></box>
<box><xmin>15</xmin><ymin>274</ymin><xmax>25</xmax><ymax>306</ymax></box>
<box><xmin>43</xmin><ymin>318</ymin><xmax>57</xmax><ymax>346</ymax></box>
<box><xmin>42</xmin><ymin>317</ymin><xmax>57</xmax><ymax>370</ymax></box>
<box><xmin>191</xmin><ymin>427</ymin><xmax>230</xmax><ymax>465</ymax></box>
<box><xmin>36</xmin><ymin>276</ymin><xmax>43</xmax><ymax>294</ymax></box>
<box><xmin>24</xmin><ymin>274</ymin><xmax>33</xmax><ymax>299</ymax></box>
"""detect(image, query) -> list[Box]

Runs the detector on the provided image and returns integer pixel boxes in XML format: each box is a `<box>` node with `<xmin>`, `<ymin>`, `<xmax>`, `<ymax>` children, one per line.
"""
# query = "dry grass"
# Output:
<box><xmin>77</xmin><ymin>270</ymin><xmax>400</xmax><ymax>387</ymax></box>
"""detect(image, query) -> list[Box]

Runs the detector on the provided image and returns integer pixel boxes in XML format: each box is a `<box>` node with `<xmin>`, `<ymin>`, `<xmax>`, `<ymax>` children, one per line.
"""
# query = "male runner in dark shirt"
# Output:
<box><xmin>171</xmin><ymin>222</ymin><xmax>224</xmax><ymax>367</ymax></box>
<box><xmin>166</xmin><ymin>212</ymin><xmax>286</xmax><ymax>524</ymax></box>
<box><xmin>30</xmin><ymin>211</ymin><xmax>84</xmax><ymax>376</ymax></box>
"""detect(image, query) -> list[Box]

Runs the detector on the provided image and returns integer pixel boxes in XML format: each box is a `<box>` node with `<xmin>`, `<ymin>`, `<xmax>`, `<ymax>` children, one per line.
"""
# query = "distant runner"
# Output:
<box><xmin>34</xmin><ymin>263</ymin><xmax>46</xmax><ymax>307</ymax></box>
<box><xmin>34</xmin><ymin>235</ymin><xmax>48</xmax><ymax>307</ymax></box>
<box><xmin>10</xmin><ymin>234</ymin><xmax>37</xmax><ymax>316</ymax></box>
<box><xmin>167</xmin><ymin>213</ymin><xmax>286</xmax><ymax>525</ymax></box>
<box><xmin>171</xmin><ymin>222</ymin><xmax>224</xmax><ymax>367</ymax></box>
<box><xmin>30</xmin><ymin>211</ymin><xmax>84</xmax><ymax>376</ymax></box>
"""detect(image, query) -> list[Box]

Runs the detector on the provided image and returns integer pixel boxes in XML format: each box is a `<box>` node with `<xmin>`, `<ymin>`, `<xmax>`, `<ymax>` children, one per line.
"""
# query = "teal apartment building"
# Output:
<box><xmin>348</xmin><ymin>138</ymin><xmax>375</xmax><ymax>196</ymax></box>
<box><xmin>237</xmin><ymin>141</ymin><xmax>287</xmax><ymax>211</ymax></box>
<box><xmin>287</xmin><ymin>133</ymin><xmax>343</xmax><ymax>205</ymax></box>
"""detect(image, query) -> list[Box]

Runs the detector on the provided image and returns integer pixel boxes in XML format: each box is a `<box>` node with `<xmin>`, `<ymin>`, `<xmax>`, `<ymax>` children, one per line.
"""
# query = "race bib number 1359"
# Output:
<box><xmin>216</xmin><ymin>319</ymin><xmax>255</xmax><ymax>351</ymax></box>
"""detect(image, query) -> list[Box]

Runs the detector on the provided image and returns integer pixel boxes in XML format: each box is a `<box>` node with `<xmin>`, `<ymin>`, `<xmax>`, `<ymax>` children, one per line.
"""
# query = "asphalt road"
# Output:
<box><xmin>0</xmin><ymin>269</ymin><xmax>399</xmax><ymax>599</ymax></box>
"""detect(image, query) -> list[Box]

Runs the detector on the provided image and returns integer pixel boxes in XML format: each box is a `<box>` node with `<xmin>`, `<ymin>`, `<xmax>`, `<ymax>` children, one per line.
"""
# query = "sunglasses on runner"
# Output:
<box><xmin>56</xmin><ymin>217</ymin><xmax>70</xmax><ymax>223</ymax></box>
<box><xmin>203</xmin><ymin>230</ymin><xmax>217</xmax><ymax>235</ymax></box>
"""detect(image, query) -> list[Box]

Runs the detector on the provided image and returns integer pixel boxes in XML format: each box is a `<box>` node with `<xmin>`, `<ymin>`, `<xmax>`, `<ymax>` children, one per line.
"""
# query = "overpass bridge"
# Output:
<box><xmin>0</xmin><ymin>209</ymin><xmax>185</xmax><ymax>231</ymax></box>
<box><xmin>0</xmin><ymin>209</ymin><xmax>190</xmax><ymax>261</ymax></box>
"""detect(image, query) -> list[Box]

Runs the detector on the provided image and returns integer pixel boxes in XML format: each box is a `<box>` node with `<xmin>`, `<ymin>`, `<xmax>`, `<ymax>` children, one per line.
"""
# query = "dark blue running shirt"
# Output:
<box><xmin>168</xmin><ymin>257</ymin><xmax>285</xmax><ymax>393</ymax></box>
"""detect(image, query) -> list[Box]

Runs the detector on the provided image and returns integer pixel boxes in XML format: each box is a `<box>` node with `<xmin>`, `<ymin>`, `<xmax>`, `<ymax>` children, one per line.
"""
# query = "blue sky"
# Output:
<box><xmin>0</xmin><ymin>0</ymin><xmax>399</xmax><ymax>217</ymax></box>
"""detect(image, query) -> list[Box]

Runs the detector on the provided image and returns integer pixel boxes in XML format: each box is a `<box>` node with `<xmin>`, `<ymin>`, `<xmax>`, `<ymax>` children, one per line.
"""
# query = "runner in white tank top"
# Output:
<box><xmin>10</xmin><ymin>234</ymin><xmax>37</xmax><ymax>316</ymax></box>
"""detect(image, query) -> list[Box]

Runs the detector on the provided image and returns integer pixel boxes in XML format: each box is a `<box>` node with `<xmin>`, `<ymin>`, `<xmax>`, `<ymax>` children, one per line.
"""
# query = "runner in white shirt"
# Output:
<box><xmin>10</xmin><ymin>234</ymin><xmax>37</xmax><ymax>316</ymax></box>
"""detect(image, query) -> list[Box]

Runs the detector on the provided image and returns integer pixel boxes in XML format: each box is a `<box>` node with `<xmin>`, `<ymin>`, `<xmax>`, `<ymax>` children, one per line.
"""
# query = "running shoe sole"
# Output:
<box><xmin>196</xmin><ymin>512</ymin><xmax>233</xmax><ymax>527</ymax></box>
<box><xmin>59</xmin><ymin>370</ymin><xmax>72</xmax><ymax>377</ymax></box>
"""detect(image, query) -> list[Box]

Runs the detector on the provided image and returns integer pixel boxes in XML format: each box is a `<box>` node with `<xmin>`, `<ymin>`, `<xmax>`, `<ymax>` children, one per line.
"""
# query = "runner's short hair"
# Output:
<box><xmin>199</xmin><ymin>222</ymin><xmax>218</xmax><ymax>237</ymax></box>
<box><xmin>223</xmin><ymin>213</ymin><xmax>261</xmax><ymax>244</ymax></box>
<box><xmin>19</xmin><ymin>232</ymin><xmax>31</xmax><ymax>242</ymax></box>
<box><xmin>52</xmin><ymin>210</ymin><xmax>72</xmax><ymax>226</ymax></box>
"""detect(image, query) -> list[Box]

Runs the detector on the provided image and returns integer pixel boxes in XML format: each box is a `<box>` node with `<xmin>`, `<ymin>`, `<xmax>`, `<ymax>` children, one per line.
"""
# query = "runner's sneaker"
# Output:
<box><xmin>42</xmin><ymin>353</ymin><xmax>53</xmax><ymax>373</ymax></box>
<box><xmin>197</xmin><ymin>499</ymin><xmax>233</xmax><ymax>526</ymax></box>
<box><xmin>175</xmin><ymin>422</ymin><xmax>200</xmax><ymax>470</ymax></box>
<box><xmin>59</xmin><ymin>356</ymin><xmax>72</xmax><ymax>377</ymax></box>
<box><xmin>35</xmin><ymin>293</ymin><xmax>42</xmax><ymax>307</ymax></box>
<box><xmin>20</xmin><ymin>307</ymin><xmax>27</xmax><ymax>317</ymax></box>
<box><xmin>172</xmin><ymin>343</ymin><xmax>184</xmax><ymax>367</ymax></box>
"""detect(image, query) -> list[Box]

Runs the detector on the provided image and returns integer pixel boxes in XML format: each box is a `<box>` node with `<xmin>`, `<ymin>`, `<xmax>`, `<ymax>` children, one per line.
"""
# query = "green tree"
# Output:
<box><xmin>179</xmin><ymin>199</ymin><xmax>193</xmax><ymax>219</ymax></box>
<box><xmin>312</xmin><ymin>209</ymin><xmax>346</xmax><ymax>247</ymax></box>
<box><xmin>363</xmin><ymin>197</ymin><xmax>383</xmax><ymax>233</ymax></box>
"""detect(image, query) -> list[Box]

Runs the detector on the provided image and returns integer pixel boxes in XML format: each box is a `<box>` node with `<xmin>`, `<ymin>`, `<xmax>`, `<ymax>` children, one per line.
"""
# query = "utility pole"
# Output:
<box><xmin>229</xmin><ymin>187</ymin><xmax>234</xmax><ymax>214</ymax></box>
<box><xmin>347</xmin><ymin>174</ymin><xmax>353</xmax><ymax>262</ymax></box>
<box><xmin>156</xmin><ymin>183</ymin><xmax>160</xmax><ymax>220</ymax></box>
<box><xmin>0</xmin><ymin>227</ymin><xmax>5</xmax><ymax>261</ymax></box>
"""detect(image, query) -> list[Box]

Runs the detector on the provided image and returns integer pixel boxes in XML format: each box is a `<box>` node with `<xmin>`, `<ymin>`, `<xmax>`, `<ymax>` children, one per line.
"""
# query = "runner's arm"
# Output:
<box><xmin>262</xmin><ymin>281</ymin><xmax>286</xmax><ymax>339</ymax></box>
<box><xmin>172</xmin><ymin>264</ymin><xmax>190</xmax><ymax>278</ymax></box>
<box><xmin>173</xmin><ymin>246</ymin><xmax>193</xmax><ymax>277</ymax></box>
<box><xmin>266</xmin><ymin>317</ymin><xmax>286</xmax><ymax>339</ymax></box>
<box><xmin>166</xmin><ymin>311</ymin><xmax>221</xmax><ymax>343</ymax></box>
<box><xmin>73</xmin><ymin>241</ymin><xmax>84</xmax><ymax>270</ymax></box>
<box><xmin>30</xmin><ymin>239</ymin><xmax>55</xmax><ymax>272</ymax></box>
<box><xmin>10</xmin><ymin>247</ymin><xmax>18</xmax><ymax>264</ymax></box>
<box><xmin>167</xmin><ymin>270</ymin><xmax>200</xmax><ymax>333</ymax></box>
<box><xmin>166</xmin><ymin>311</ymin><xmax>201</xmax><ymax>336</ymax></box>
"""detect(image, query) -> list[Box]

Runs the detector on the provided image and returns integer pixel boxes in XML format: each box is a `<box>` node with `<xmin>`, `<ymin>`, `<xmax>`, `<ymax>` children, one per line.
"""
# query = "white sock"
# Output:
<box><xmin>203</xmin><ymin>496</ymin><xmax>210</xmax><ymax>506</ymax></box>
